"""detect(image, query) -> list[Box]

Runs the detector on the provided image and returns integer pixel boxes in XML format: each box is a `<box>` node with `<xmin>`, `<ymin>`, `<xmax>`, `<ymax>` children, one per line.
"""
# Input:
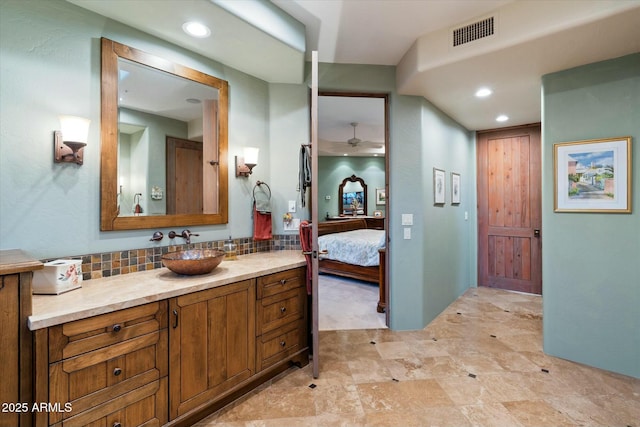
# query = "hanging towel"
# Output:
<box><xmin>253</xmin><ymin>181</ymin><xmax>272</xmax><ymax>240</ymax></box>
<box><xmin>298</xmin><ymin>145</ymin><xmax>311</xmax><ymax>207</ymax></box>
<box><xmin>299</xmin><ymin>220</ymin><xmax>312</xmax><ymax>295</ymax></box>
<box><xmin>253</xmin><ymin>203</ymin><xmax>272</xmax><ymax>240</ymax></box>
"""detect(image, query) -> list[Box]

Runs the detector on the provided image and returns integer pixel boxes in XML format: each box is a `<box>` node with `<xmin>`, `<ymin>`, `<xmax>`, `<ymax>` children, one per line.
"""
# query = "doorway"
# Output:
<box><xmin>317</xmin><ymin>92</ymin><xmax>390</xmax><ymax>328</ymax></box>
<box><xmin>477</xmin><ymin>124</ymin><xmax>542</xmax><ymax>294</ymax></box>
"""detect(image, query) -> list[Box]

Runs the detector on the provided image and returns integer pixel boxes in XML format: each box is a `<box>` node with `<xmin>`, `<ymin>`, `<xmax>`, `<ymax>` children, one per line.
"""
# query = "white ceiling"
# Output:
<box><xmin>68</xmin><ymin>0</ymin><xmax>640</xmax><ymax>154</ymax></box>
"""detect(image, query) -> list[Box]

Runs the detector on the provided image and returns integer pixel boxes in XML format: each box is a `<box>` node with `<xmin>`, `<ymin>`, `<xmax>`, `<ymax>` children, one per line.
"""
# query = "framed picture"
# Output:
<box><xmin>554</xmin><ymin>136</ymin><xmax>631</xmax><ymax>213</ymax></box>
<box><xmin>451</xmin><ymin>172</ymin><xmax>461</xmax><ymax>205</ymax></box>
<box><xmin>373</xmin><ymin>210</ymin><xmax>383</xmax><ymax>217</ymax></box>
<box><xmin>376</xmin><ymin>188</ymin><xmax>386</xmax><ymax>205</ymax></box>
<box><xmin>433</xmin><ymin>168</ymin><xmax>445</xmax><ymax>205</ymax></box>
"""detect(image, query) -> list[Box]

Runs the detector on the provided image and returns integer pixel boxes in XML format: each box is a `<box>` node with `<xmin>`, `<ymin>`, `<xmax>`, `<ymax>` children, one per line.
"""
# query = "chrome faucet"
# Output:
<box><xmin>168</xmin><ymin>229</ymin><xmax>199</xmax><ymax>245</ymax></box>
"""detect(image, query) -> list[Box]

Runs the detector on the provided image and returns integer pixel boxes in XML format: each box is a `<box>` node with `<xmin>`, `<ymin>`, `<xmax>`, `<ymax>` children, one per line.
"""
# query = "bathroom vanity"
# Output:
<box><xmin>28</xmin><ymin>251</ymin><xmax>308</xmax><ymax>427</ymax></box>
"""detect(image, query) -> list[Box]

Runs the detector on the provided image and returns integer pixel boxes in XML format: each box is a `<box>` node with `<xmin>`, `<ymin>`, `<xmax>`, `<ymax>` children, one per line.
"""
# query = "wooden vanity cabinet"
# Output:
<box><xmin>33</xmin><ymin>265</ymin><xmax>308</xmax><ymax>427</ymax></box>
<box><xmin>0</xmin><ymin>250</ymin><xmax>42</xmax><ymax>427</ymax></box>
<box><xmin>34</xmin><ymin>302</ymin><xmax>168</xmax><ymax>427</ymax></box>
<box><xmin>168</xmin><ymin>279</ymin><xmax>255</xmax><ymax>420</ymax></box>
<box><xmin>256</xmin><ymin>267</ymin><xmax>307</xmax><ymax>372</ymax></box>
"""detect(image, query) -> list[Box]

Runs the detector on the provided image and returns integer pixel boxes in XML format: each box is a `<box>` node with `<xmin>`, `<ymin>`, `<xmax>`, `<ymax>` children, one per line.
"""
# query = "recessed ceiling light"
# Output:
<box><xmin>496</xmin><ymin>115</ymin><xmax>509</xmax><ymax>122</ymax></box>
<box><xmin>182</xmin><ymin>21</ymin><xmax>211</xmax><ymax>38</ymax></box>
<box><xmin>475</xmin><ymin>87</ymin><xmax>492</xmax><ymax>97</ymax></box>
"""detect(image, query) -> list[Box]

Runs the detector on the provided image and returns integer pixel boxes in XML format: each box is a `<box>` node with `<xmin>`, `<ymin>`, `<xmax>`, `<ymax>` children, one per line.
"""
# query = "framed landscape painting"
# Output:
<box><xmin>554</xmin><ymin>137</ymin><xmax>631</xmax><ymax>213</ymax></box>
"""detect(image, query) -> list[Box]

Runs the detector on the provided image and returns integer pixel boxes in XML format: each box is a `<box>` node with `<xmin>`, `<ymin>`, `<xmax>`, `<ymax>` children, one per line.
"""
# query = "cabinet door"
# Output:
<box><xmin>169</xmin><ymin>279</ymin><xmax>255</xmax><ymax>419</ymax></box>
<box><xmin>0</xmin><ymin>274</ymin><xmax>19</xmax><ymax>427</ymax></box>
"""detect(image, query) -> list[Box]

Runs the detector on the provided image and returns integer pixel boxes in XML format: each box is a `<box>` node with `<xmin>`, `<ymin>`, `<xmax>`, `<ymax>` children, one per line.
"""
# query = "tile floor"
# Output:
<box><xmin>195</xmin><ymin>286</ymin><xmax>640</xmax><ymax>426</ymax></box>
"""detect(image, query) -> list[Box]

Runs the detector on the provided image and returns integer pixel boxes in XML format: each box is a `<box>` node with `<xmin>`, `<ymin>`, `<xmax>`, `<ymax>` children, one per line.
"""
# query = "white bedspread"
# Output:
<box><xmin>318</xmin><ymin>229</ymin><xmax>385</xmax><ymax>267</ymax></box>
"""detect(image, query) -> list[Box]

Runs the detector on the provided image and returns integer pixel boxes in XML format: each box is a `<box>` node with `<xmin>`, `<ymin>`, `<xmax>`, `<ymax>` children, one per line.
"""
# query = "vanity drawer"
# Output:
<box><xmin>256</xmin><ymin>320</ymin><xmax>306</xmax><ymax>372</ymax></box>
<box><xmin>48</xmin><ymin>329</ymin><xmax>168</xmax><ymax>425</ymax></box>
<box><xmin>49</xmin><ymin>301</ymin><xmax>167</xmax><ymax>362</ymax></box>
<box><xmin>54</xmin><ymin>377</ymin><xmax>168</xmax><ymax>427</ymax></box>
<box><xmin>257</xmin><ymin>287</ymin><xmax>305</xmax><ymax>335</ymax></box>
<box><xmin>257</xmin><ymin>267</ymin><xmax>305</xmax><ymax>299</ymax></box>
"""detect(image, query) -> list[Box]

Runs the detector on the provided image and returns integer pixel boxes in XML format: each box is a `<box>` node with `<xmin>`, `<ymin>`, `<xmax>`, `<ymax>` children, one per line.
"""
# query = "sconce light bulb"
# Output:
<box><xmin>59</xmin><ymin>115</ymin><xmax>90</xmax><ymax>144</ymax></box>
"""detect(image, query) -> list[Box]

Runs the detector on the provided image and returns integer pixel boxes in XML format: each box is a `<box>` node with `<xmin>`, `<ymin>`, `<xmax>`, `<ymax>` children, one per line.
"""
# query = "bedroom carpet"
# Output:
<box><xmin>194</xmin><ymin>287</ymin><xmax>639</xmax><ymax>427</ymax></box>
<box><xmin>318</xmin><ymin>274</ymin><xmax>387</xmax><ymax>331</ymax></box>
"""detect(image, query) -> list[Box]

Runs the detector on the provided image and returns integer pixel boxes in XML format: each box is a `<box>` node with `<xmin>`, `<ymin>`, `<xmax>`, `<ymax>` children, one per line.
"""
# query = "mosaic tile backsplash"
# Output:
<box><xmin>43</xmin><ymin>235</ymin><xmax>301</xmax><ymax>281</ymax></box>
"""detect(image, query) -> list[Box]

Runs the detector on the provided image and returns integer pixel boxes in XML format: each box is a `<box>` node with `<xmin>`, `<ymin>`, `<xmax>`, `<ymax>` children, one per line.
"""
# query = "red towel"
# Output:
<box><xmin>253</xmin><ymin>202</ymin><xmax>272</xmax><ymax>240</ymax></box>
<box><xmin>299</xmin><ymin>220</ymin><xmax>312</xmax><ymax>295</ymax></box>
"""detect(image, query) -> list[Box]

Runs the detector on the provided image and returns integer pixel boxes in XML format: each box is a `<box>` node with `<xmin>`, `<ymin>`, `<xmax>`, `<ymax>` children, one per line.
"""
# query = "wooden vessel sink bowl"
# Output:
<box><xmin>162</xmin><ymin>249</ymin><xmax>225</xmax><ymax>275</ymax></box>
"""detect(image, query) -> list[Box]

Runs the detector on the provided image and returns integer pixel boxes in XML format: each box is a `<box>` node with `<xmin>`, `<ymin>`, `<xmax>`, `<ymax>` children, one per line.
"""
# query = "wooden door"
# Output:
<box><xmin>477</xmin><ymin>124</ymin><xmax>542</xmax><ymax>294</ymax></box>
<box><xmin>169</xmin><ymin>280</ymin><xmax>255</xmax><ymax>420</ymax></box>
<box><xmin>166</xmin><ymin>136</ymin><xmax>203</xmax><ymax>214</ymax></box>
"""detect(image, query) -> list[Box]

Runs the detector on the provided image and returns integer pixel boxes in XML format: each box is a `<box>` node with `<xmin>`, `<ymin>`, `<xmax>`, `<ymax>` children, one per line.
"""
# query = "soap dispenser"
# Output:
<box><xmin>223</xmin><ymin>236</ymin><xmax>237</xmax><ymax>260</ymax></box>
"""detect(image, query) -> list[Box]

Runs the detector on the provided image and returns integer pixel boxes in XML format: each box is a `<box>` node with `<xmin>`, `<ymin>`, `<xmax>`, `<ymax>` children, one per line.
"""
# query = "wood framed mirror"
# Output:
<box><xmin>100</xmin><ymin>38</ymin><xmax>228</xmax><ymax>230</ymax></box>
<box><xmin>338</xmin><ymin>174</ymin><xmax>367</xmax><ymax>215</ymax></box>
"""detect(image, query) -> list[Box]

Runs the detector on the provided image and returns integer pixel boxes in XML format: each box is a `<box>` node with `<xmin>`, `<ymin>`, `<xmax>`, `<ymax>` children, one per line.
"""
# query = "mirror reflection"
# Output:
<box><xmin>100</xmin><ymin>38</ymin><xmax>228</xmax><ymax>231</ymax></box>
<box><xmin>117</xmin><ymin>58</ymin><xmax>219</xmax><ymax>217</ymax></box>
<box><xmin>339</xmin><ymin>175</ymin><xmax>367</xmax><ymax>215</ymax></box>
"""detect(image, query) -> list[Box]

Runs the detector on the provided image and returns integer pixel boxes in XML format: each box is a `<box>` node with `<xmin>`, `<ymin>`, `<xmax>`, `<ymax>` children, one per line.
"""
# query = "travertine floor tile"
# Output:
<box><xmin>195</xmin><ymin>286</ymin><xmax>640</xmax><ymax>427</ymax></box>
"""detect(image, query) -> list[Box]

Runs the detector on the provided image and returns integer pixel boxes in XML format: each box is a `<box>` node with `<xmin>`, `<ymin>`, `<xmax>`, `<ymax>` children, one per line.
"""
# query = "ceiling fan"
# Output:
<box><xmin>347</xmin><ymin>122</ymin><xmax>362</xmax><ymax>147</ymax></box>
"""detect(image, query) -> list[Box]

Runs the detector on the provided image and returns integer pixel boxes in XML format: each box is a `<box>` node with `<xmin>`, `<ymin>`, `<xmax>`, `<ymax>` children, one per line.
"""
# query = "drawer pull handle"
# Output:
<box><xmin>113</xmin><ymin>423</ymin><xmax>122</xmax><ymax>427</ymax></box>
<box><xmin>112</xmin><ymin>324</ymin><xmax>122</xmax><ymax>333</ymax></box>
<box><xmin>280</xmin><ymin>340</ymin><xmax>286</xmax><ymax>347</ymax></box>
<box><xmin>280</xmin><ymin>306</ymin><xmax>286</xmax><ymax>314</ymax></box>
<box><xmin>279</xmin><ymin>279</ymin><xmax>287</xmax><ymax>285</ymax></box>
<box><xmin>113</xmin><ymin>367</ymin><xmax>122</xmax><ymax>376</ymax></box>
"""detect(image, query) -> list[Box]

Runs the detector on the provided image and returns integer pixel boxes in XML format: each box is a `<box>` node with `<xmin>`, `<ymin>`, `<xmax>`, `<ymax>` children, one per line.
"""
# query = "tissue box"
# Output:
<box><xmin>33</xmin><ymin>259</ymin><xmax>83</xmax><ymax>295</ymax></box>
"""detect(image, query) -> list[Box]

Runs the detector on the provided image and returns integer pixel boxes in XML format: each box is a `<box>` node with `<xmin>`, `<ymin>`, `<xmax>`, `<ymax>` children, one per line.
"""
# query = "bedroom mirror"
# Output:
<box><xmin>339</xmin><ymin>175</ymin><xmax>367</xmax><ymax>215</ymax></box>
<box><xmin>100</xmin><ymin>38</ymin><xmax>229</xmax><ymax>231</ymax></box>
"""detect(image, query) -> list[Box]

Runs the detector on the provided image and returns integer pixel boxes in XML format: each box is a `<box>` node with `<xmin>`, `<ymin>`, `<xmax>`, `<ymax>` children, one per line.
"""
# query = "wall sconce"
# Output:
<box><xmin>54</xmin><ymin>115</ymin><xmax>90</xmax><ymax>165</ymax></box>
<box><xmin>235</xmin><ymin>147</ymin><xmax>259</xmax><ymax>177</ymax></box>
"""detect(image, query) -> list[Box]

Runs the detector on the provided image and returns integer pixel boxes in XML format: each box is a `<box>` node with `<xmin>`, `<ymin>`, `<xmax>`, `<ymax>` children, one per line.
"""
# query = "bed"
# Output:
<box><xmin>317</xmin><ymin>218</ymin><xmax>386</xmax><ymax>313</ymax></box>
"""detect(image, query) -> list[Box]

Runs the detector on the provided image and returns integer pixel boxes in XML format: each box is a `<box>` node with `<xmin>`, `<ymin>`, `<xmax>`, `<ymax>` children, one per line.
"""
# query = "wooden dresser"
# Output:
<box><xmin>0</xmin><ymin>250</ymin><xmax>43</xmax><ymax>427</ymax></box>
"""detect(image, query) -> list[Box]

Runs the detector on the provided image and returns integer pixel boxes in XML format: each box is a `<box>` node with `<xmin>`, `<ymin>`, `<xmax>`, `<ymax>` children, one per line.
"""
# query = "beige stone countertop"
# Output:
<box><xmin>29</xmin><ymin>251</ymin><xmax>306</xmax><ymax>330</ymax></box>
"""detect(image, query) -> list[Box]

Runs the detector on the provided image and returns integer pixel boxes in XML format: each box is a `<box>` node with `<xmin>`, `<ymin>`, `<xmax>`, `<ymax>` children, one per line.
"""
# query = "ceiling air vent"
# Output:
<box><xmin>452</xmin><ymin>16</ymin><xmax>494</xmax><ymax>47</ymax></box>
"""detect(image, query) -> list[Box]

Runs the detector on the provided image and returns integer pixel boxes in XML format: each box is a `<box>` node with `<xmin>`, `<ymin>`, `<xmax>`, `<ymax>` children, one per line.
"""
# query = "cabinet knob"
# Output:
<box><xmin>280</xmin><ymin>340</ymin><xmax>286</xmax><ymax>347</ymax></box>
<box><xmin>279</xmin><ymin>279</ymin><xmax>287</xmax><ymax>285</ymax></box>
<box><xmin>113</xmin><ymin>423</ymin><xmax>121</xmax><ymax>427</ymax></box>
<box><xmin>113</xmin><ymin>367</ymin><xmax>122</xmax><ymax>376</ymax></box>
<box><xmin>112</xmin><ymin>324</ymin><xmax>122</xmax><ymax>333</ymax></box>
<box><xmin>280</xmin><ymin>306</ymin><xmax>287</xmax><ymax>314</ymax></box>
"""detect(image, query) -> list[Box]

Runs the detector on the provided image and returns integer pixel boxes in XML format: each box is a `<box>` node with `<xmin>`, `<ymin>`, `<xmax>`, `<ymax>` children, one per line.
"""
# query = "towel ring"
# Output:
<box><xmin>253</xmin><ymin>180</ymin><xmax>271</xmax><ymax>202</ymax></box>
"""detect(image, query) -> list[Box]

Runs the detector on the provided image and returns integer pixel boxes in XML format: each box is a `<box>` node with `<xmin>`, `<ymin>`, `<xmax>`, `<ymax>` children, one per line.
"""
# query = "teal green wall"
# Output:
<box><xmin>316</xmin><ymin>63</ymin><xmax>476</xmax><ymax>330</ymax></box>
<box><xmin>542</xmin><ymin>53</ymin><xmax>640</xmax><ymax>378</ymax></box>
<box><xmin>318</xmin><ymin>156</ymin><xmax>386</xmax><ymax>218</ymax></box>
<box><xmin>0</xmin><ymin>0</ymin><xmax>304</xmax><ymax>258</ymax></box>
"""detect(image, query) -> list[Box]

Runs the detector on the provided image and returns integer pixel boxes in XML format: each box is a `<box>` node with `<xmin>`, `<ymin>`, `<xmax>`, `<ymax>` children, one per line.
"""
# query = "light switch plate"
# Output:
<box><xmin>288</xmin><ymin>200</ymin><xmax>296</xmax><ymax>213</ymax></box>
<box><xmin>401</xmin><ymin>214</ymin><xmax>413</xmax><ymax>225</ymax></box>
